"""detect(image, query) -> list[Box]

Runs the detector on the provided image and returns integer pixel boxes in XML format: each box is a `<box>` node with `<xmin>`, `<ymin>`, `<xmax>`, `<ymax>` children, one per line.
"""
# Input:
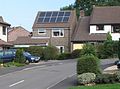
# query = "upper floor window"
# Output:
<box><xmin>112</xmin><ymin>25</ymin><xmax>120</xmax><ymax>33</ymax></box>
<box><xmin>38</xmin><ymin>28</ymin><xmax>46</xmax><ymax>35</ymax></box>
<box><xmin>3</xmin><ymin>26</ymin><xmax>6</xmax><ymax>35</ymax></box>
<box><xmin>96</xmin><ymin>25</ymin><xmax>104</xmax><ymax>31</ymax></box>
<box><xmin>52</xmin><ymin>28</ymin><xmax>64</xmax><ymax>37</ymax></box>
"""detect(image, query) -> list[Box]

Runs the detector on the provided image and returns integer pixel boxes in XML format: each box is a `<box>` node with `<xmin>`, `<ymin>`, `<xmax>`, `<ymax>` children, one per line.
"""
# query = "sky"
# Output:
<box><xmin>0</xmin><ymin>0</ymin><xmax>75</xmax><ymax>32</ymax></box>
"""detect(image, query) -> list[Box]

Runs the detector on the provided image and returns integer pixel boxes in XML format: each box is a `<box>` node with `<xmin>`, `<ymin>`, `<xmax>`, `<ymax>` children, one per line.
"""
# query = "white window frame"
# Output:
<box><xmin>38</xmin><ymin>28</ymin><xmax>46</xmax><ymax>35</ymax></box>
<box><xmin>52</xmin><ymin>28</ymin><xmax>64</xmax><ymax>37</ymax></box>
<box><xmin>56</xmin><ymin>46</ymin><xmax>64</xmax><ymax>53</ymax></box>
<box><xmin>2</xmin><ymin>26</ymin><xmax>6</xmax><ymax>35</ymax></box>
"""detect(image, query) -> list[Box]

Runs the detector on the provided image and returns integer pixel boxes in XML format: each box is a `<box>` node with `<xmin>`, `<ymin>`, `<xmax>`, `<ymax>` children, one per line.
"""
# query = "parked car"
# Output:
<box><xmin>0</xmin><ymin>49</ymin><xmax>40</xmax><ymax>63</ymax></box>
<box><xmin>23</xmin><ymin>52</ymin><xmax>40</xmax><ymax>63</ymax></box>
<box><xmin>0</xmin><ymin>50</ymin><xmax>15</xmax><ymax>63</ymax></box>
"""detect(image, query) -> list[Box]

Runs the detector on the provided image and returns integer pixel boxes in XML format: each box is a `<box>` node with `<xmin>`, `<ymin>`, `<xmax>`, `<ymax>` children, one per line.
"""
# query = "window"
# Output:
<box><xmin>112</xmin><ymin>25</ymin><xmax>120</xmax><ymax>33</ymax></box>
<box><xmin>56</xmin><ymin>46</ymin><xmax>64</xmax><ymax>53</ymax></box>
<box><xmin>52</xmin><ymin>28</ymin><xmax>64</xmax><ymax>37</ymax></box>
<box><xmin>3</xmin><ymin>26</ymin><xmax>6</xmax><ymax>35</ymax></box>
<box><xmin>96</xmin><ymin>25</ymin><xmax>104</xmax><ymax>31</ymax></box>
<box><xmin>38</xmin><ymin>29</ymin><xmax>46</xmax><ymax>35</ymax></box>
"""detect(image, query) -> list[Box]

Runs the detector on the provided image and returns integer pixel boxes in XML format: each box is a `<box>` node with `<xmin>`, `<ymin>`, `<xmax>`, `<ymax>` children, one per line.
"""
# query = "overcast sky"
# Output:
<box><xmin>0</xmin><ymin>0</ymin><xmax>75</xmax><ymax>31</ymax></box>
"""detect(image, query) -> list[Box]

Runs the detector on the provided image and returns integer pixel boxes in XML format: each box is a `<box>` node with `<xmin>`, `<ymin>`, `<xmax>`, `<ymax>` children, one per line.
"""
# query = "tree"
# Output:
<box><xmin>61</xmin><ymin>0</ymin><xmax>120</xmax><ymax>18</ymax></box>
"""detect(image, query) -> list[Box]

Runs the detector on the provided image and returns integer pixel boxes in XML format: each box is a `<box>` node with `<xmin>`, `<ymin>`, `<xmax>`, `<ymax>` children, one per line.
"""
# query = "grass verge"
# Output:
<box><xmin>69</xmin><ymin>83</ymin><xmax>120</xmax><ymax>89</ymax></box>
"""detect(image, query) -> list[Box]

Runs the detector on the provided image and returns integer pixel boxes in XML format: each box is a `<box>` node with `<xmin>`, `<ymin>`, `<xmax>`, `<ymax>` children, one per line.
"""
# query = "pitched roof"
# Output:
<box><xmin>72</xmin><ymin>16</ymin><xmax>107</xmax><ymax>42</ymax></box>
<box><xmin>0</xmin><ymin>16</ymin><xmax>11</xmax><ymax>26</ymax></box>
<box><xmin>32</xmin><ymin>10</ymin><xmax>76</xmax><ymax>29</ymax></box>
<box><xmin>8</xmin><ymin>26</ymin><xmax>30</xmax><ymax>42</ymax></box>
<box><xmin>12</xmin><ymin>36</ymin><xmax>49</xmax><ymax>45</ymax></box>
<box><xmin>0</xmin><ymin>39</ymin><xmax>13</xmax><ymax>46</ymax></box>
<box><xmin>90</xmin><ymin>6</ymin><xmax>120</xmax><ymax>24</ymax></box>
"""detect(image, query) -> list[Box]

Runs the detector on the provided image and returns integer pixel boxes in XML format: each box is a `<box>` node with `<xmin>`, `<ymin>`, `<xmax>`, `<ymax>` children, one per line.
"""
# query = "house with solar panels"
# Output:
<box><xmin>32</xmin><ymin>10</ymin><xmax>77</xmax><ymax>53</ymax></box>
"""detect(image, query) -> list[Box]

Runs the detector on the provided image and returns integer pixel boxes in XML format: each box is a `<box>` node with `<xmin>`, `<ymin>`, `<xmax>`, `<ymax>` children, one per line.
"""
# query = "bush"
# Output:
<box><xmin>57</xmin><ymin>53</ymin><xmax>71</xmax><ymax>60</ymax></box>
<box><xmin>77</xmin><ymin>73</ymin><xmax>96</xmax><ymax>85</ymax></box>
<box><xmin>14</xmin><ymin>49</ymin><xmax>26</xmax><ymax>63</ymax></box>
<box><xmin>26</xmin><ymin>46</ymin><xmax>44</xmax><ymax>60</ymax></box>
<box><xmin>95</xmin><ymin>74</ymin><xmax>116</xmax><ymax>84</ymax></box>
<box><xmin>114</xmin><ymin>71</ymin><xmax>120</xmax><ymax>82</ymax></box>
<box><xmin>71</xmin><ymin>49</ymin><xmax>81</xmax><ymax>58</ymax></box>
<box><xmin>77</xmin><ymin>55</ymin><xmax>100</xmax><ymax>75</ymax></box>
<box><xmin>43</xmin><ymin>46</ymin><xmax>58</xmax><ymax>61</ymax></box>
<box><xmin>118</xmin><ymin>39</ymin><xmax>120</xmax><ymax>60</ymax></box>
<box><xmin>81</xmin><ymin>43</ymin><xmax>96</xmax><ymax>56</ymax></box>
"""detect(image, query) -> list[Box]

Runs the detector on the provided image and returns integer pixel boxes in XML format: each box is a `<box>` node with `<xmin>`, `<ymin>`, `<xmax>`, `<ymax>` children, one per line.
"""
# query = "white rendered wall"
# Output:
<box><xmin>0</xmin><ymin>26</ymin><xmax>7</xmax><ymax>42</ymax></box>
<box><xmin>90</xmin><ymin>25</ymin><xmax>111</xmax><ymax>34</ymax></box>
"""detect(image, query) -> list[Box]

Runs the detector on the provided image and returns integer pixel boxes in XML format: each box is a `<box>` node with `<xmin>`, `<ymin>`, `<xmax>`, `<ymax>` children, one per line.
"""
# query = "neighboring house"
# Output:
<box><xmin>32</xmin><ymin>10</ymin><xmax>77</xmax><ymax>53</ymax></box>
<box><xmin>72</xmin><ymin>6</ymin><xmax>120</xmax><ymax>50</ymax></box>
<box><xmin>8</xmin><ymin>26</ymin><xmax>30</xmax><ymax>42</ymax></box>
<box><xmin>0</xmin><ymin>16</ymin><xmax>12</xmax><ymax>50</ymax></box>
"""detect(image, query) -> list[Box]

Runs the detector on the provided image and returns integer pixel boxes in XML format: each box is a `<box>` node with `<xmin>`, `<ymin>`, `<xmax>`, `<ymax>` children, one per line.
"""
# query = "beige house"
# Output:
<box><xmin>32</xmin><ymin>10</ymin><xmax>77</xmax><ymax>53</ymax></box>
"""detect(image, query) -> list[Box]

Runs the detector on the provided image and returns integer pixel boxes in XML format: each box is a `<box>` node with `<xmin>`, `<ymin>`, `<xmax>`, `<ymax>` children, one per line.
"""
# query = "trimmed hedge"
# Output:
<box><xmin>77</xmin><ymin>54</ymin><xmax>100</xmax><ymax>75</ymax></box>
<box><xmin>77</xmin><ymin>73</ymin><xmax>96</xmax><ymax>85</ymax></box>
<box><xmin>57</xmin><ymin>53</ymin><xmax>71</xmax><ymax>60</ymax></box>
<box><xmin>95</xmin><ymin>74</ymin><xmax>116</xmax><ymax>84</ymax></box>
<box><xmin>43</xmin><ymin>46</ymin><xmax>58</xmax><ymax>60</ymax></box>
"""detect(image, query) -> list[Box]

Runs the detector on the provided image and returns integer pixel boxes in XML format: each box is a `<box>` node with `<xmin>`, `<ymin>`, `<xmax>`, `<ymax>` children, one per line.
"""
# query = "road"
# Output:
<box><xmin>0</xmin><ymin>60</ymin><xmax>76</xmax><ymax>89</ymax></box>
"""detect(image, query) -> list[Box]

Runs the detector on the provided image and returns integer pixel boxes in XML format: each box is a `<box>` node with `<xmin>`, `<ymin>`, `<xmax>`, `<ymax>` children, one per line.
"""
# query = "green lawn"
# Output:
<box><xmin>69</xmin><ymin>83</ymin><xmax>120</xmax><ymax>89</ymax></box>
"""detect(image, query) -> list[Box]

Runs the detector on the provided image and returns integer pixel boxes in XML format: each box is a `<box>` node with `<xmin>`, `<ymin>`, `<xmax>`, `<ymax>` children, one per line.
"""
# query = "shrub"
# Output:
<box><xmin>95</xmin><ymin>74</ymin><xmax>116</xmax><ymax>84</ymax></box>
<box><xmin>77</xmin><ymin>54</ymin><xmax>100</xmax><ymax>75</ymax></box>
<box><xmin>118</xmin><ymin>39</ymin><xmax>120</xmax><ymax>60</ymax></box>
<box><xmin>81</xmin><ymin>43</ymin><xmax>96</xmax><ymax>56</ymax></box>
<box><xmin>77</xmin><ymin>73</ymin><xmax>96</xmax><ymax>85</ymax></box>
<box><xmin>43</xmin><ymin>46</ymin><xmax>58</xmax><ymax>61</ymax></box>
<box><xmin>57</xmin><ymin>53</ymin><xmax>71</xmax><ymax>60</ymax></box>
<box><xmin>114</xmin><ymin>71</ymin><xmax>120</xmax><ymax>82</ymax></box>
<box><xmin>14</xmin><ymin>49</ymin><xmax>26</xmax><ymax>63</ymax></box>
<box><xmin>26</xmin><ymin>46</ymin><xmax>44</xmax><ymax>60</ymax></box>
<box><xmin>71</xmin><ymin>49</ymin><xmax>81</xmax><ymax>59</ymax></box>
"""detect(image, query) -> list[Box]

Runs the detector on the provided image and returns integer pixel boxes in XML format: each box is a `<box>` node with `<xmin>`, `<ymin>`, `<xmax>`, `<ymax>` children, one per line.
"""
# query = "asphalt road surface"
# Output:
<box><xmin>0</xmin><ymin>60</ymin><xmax>76</xmax><ymax>89</ymax></box>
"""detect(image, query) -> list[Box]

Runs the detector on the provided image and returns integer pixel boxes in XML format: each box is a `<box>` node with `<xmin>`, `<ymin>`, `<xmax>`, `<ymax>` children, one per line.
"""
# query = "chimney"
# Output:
<box><xmin>80</xmin><ymin>10</ymin><xmax>85</xmax><ymax>17</ymax></box>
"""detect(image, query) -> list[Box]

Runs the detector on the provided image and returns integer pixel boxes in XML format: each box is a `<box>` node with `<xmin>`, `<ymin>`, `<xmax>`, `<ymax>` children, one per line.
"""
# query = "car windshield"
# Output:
<box><xmin>24</xmin><ymin>52</ymin><xmax>31</xmax><ymax>56</ymax></box>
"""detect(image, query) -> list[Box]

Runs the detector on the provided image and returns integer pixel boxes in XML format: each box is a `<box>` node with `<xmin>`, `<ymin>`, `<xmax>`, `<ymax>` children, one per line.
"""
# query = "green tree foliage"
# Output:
<box><xmin>61</xmin><ymin>0</ymin><xmax>120</xmax><ymax>18</ymax></box>
<box><xmin>81</xmin><ymin>43</ymin><xmax>96</xmax><ymax>56</ymax></box>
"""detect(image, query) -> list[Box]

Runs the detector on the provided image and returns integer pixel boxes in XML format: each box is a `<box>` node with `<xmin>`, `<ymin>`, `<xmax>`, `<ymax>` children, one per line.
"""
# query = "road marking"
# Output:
<box><xmin>46</xmin><ymin>73</ymin><xmax>76</xmax><ymax>89</ymax></box>
<box><xmin>9</xmin><ymin>80</ymin><xmax>24</xmax><ymax>87</ymax></box>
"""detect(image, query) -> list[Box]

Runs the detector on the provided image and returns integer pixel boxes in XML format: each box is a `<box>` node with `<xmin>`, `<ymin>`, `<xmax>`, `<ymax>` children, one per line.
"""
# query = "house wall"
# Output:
<box><xmin>90</xmin><ymin>25</ymin><xmax>120</xmax><ymax>41</ymax></box>
<box><xmin>33</xmin><ymin>28</ymin><xmax>70</xmax><ymax>52</ymax></box>
<box><xmin>0</xmin><ymin>25</ymin><xmax>8</xmax><ymax>42</ymax></box>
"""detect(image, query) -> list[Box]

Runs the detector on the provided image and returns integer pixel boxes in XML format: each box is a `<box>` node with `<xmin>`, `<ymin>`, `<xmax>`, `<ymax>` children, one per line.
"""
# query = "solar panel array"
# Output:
<box><xmin>37</xmin><ymin>11</ymin><xmax>71</xmax><ymax>23</ymax></box>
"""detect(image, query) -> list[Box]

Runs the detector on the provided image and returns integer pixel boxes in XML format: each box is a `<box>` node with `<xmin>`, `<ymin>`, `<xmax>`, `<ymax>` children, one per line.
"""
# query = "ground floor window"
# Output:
<box><xmin>56</xmin><ymin>46</ymin><xmax>64</xmax><ymax>53</ymax></box>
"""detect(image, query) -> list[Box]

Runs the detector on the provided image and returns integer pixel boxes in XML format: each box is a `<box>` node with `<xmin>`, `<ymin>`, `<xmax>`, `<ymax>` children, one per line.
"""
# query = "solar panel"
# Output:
<box><xmin>44</xmin><ymin>18</ymin><xmax>50</xmax><ymax>22</ymax></box>
<box><xmin>37</xmin><ymin>18</ymin><xmax>44</xmax><ymax>23</ymax></box>
<box><xmin>50</xmin><ymin>17</ymin><xmax>56</xmax><ymax>22</ymax></box>
<box><xmin>63</xmin><ymin>17</ymin><xmax>69</xmax><ymax>22</ymax></box>
<box><xmin>58</xmin><ymin>12</ymin><xmax>64</xmax><ymax>17</ymax></box>
<box><xmin>46</xmin><ymin>12</ymin><xmax>52</xmax><ymax>17</ymax></box>
<box><xmin>56</xmin><ymin>17</ymin><xmax>63</xmax><ymax>22</ymax></box>
<box><xmin>52</xmin><ymin>12</ymin><xmax>58</xmax><ymax>17</ymax></box>
<box><xmin>37</xmin><ymin>11</ymin><xmax>71</xmax><ymax>23</ymax></box>
<box><xmin>65</xmin><ymin>12</ymin><xmax>71</xmax><ymax>16</ymax></box>
<box><xmin>39</xmin><ymin>12</ymin><xmax>46</xmax><ymax>17</ymax></box>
